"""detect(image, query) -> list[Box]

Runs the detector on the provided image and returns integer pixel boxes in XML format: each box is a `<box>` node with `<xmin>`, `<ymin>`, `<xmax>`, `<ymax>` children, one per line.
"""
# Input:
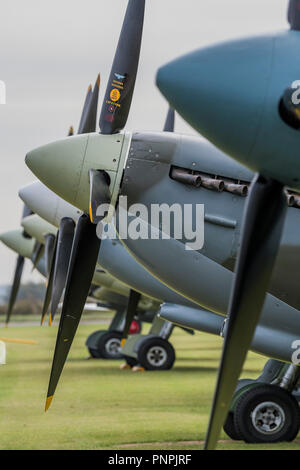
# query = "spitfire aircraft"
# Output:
<box><xmin>0</xmin><ymin>222</ymin><xmax>156</xmax><ymax>361</ymax></box>
<box><xmin>22</xmin><ymin>0</ymin><xmax>300</xmax><ymax>447</ymax></box>
<box><xmin>156</xmin><ymin>0</ymin><xmax>300</xmax><ymax>449</ymax></box>
<box><xmin>18</xmin><ymin>180</ymin><xmax>300</xmax><ymax>443</ymax></box>
<box><xmin>19</xmin><ymin>186</ymin><xmax>208</xmax><ymax>371</ymax></box>
<box><xmin>2</xmin><ymin>71</ymin><xmax>198</xmax><ymax>374</ymax></box>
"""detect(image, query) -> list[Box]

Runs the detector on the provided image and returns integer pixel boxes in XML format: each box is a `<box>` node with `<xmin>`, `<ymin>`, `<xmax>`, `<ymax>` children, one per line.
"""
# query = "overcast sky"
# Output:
<box><xmin>0</xmin><ymin>0</ymin><xmax>288</xmax><ymax>284</ymax></box>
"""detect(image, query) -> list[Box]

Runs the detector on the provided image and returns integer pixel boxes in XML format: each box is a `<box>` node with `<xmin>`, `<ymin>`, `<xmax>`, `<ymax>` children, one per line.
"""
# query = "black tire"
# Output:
<box><xmin>234</xmin><ymin>384</ymin><xmax>300</xmax><ymax>443</ymax></box>
<box><xmin>223</xmin><ymin>412</ymin><xmax>242</xmax><ymax>441</ymax></box>
<box><xmin>88</xmin><ymin>347</ymin><xmax>101</xmax><ymax>359</ymax></box>
<box><xmin>137</xmin><ymin>337</ymin><xmax>175</xmax><ymax>371</ymax></box>
<box><xmin>86</xmin><ymin>330</ymin><xmax>106</xmax><ymax>358</ymax></box>
<box><xmin>96</xmin><ymin>331</ymin><xmax>123</xmax><ymax>359</ymax></box>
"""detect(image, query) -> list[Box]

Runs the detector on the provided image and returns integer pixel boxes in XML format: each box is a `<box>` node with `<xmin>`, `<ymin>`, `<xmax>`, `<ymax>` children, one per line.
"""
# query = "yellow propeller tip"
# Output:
<box><xmin>48</xmin><ymin>314</ymin><xmax>52</xmax><ymax>327</ymax></box>
<box><xmin>121</xmin><ymin>338</ymin><xmax>126</xmax><ymax>348</ymax></box>
<box><xmin>0</xmin><ymin>337</ymin><xmax>38</xmax><ymax>345</ymax></box>
<box><xmin>5</xmin><ymin>323</ymin><xmax>8</xmax><ymax>328</ymax></box>
<box><xmin>88</xmin><ymin>84</ymin><xmax>92</xmax><ymax>92</ymax></box>
<box><xmin>89</xmin><ymin>205</ymin><xmax>93</xmax><ymax>224</ymax></box>
<box><xmin>45</xmin><ymin>395</ymin><xmax>53</xmax><ymax>412</ymax></box>
<box><xmin>96</xmin><ymin>73</ymin><xmax>100</xmax><ymax>87</ymax></box>
<box><xmin>41</xmin><ymin>315</ymin><xmax>46</xmax><ymax>326</ymax></box>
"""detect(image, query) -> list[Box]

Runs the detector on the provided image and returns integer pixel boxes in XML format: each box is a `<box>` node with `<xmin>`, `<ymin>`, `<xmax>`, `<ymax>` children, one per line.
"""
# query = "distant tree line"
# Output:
<box><xmin>0</xmin><ymin>282</ymin><xmax>46</xmax><ymax>316</ymax></box>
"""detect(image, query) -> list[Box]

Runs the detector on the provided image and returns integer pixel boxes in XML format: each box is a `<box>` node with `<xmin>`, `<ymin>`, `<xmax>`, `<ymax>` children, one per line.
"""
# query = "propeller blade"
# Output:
<box><xmin>21</xmin><ymin>205</ymin><xmax>34</xmax><ymax>239</ymax></box>
<box><xmin>31</xmin><ymin>241</ymin><xmax>44</xmax><ymax>271</ymax></box>
<box><xmin>89</xmin><ymin>169</ymin><xmax>111</xmax><ymax>224</ymax></box>
<box><xmin>121</xmin><ymin>289</ymin><xmax>141</xmax><ymax>346</ymax></box>
<box><xmin>288</xmin><ymin>0</ymin><xmax>300</xmax><ymax>30</ymax></box>
<box><xmin>77</xmin><ymin>85</ymin><xmax>92</xmax><ymax>134</ymax></box>
<box><xmin>78</xmin><ymin>74</ymin><xmax>100</xmax><ymax>134</ymax></box>
<box><xmin>99</xmin><ymin>0</ymin><xmax>145</xmax><ymax>134</ymax></box>
<box><xmin>204</xmin><ymin>174</ymin><xmax>287</xmax><ymax>450</ymax></box>
<box><xmin>68</xmin><ymin>126</ymin><xmax>74</xmax><ymax>136</ymax></box>
<box><xmin>163</xmin><ymin>107</ymin><xmax>175</xmax><ymax>132</ymax></box>
<box><xmin>44</xmin><ymin>233</ymin><xmax>56</xmax><ymax>278</ymax></box>
<box><xmin>5</xmin><ymin>255</ymin><xmax>25</xmax><ymax>326</ymax></box>
<box><xmin>21</xmin><ymin>204</ymin><xmax>33</xmax><ymax>221</ymax></box>
<box><xmin>45</xmin><ymin>214</ymin><xmax>101</xmax><ymax>411</ymax></box>
<box><xmin>41</xmin><ymin>235</ymin><xmax>58</xmax><ymax>326</ymax></box>
<box><xmin>50</xmin><ymin>217</ymin><xmax>75</xmax><ymax>322</ymax></box>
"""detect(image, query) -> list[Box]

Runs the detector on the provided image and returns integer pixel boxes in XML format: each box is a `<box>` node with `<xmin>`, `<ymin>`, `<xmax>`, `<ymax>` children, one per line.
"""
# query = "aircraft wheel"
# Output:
<box><xmin>137</xmin><ymin>337</ymin><xmax>175</xmax><ymax>371</ymax></box>
<box><xmin>96</xmin><ymin>331</ymin><xmax>123</xmax><ymax>360</ymax></box>
<box><xmin>88</xmin><ymin>348</ymin><xmax>100</xmax><ymax>359</ymax></box>
<box><xmin>234</xmin><ymin>384</ymin><xmax>300</xmax><ymax>443</ymax></box>
<box><xmin>223</xmin><ymin>412</ymin><xmax>242</xmax><ymax>441</ymax></box>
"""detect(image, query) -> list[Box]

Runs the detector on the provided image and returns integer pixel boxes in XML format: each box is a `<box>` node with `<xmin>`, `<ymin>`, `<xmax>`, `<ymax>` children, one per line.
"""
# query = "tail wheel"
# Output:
<box><xmin>234</xmin><ymin>384</ymin><xmax>300</xmax><ymax>443</ymax></box>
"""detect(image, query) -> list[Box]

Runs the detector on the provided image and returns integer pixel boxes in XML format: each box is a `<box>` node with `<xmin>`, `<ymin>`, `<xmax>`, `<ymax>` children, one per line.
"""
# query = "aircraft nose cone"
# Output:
<box><xmin>0</xmin><ymin>229</ymin><xmax>35</xmax><ymax>258</ymax></box>
<box><xmin>157</xmin><ymin>35</ymin><xmax>274</xmax><ymax>165</ymax></box>
<box><xmin>19</xmin><ymin>181</ymin><xmax>58</xmax><ymax>225</ymax></box>
<box><xmin>25</xmin><ymin>132</ymin><xmax>127</xmax><ymax>215</ymax></box>
<box><xmin>25</xmin><ymin>134</ymin><xmax>89</xmax><ymax>208</ymax></box>
<box><xmin>21</xmin><ymin>215</ymin><xmax>57</xmax><ymax>244</ymax></box>
<box><xmin>19</xmin><ymin>182</ymin><xmax>81</xmax><ymax>228</ymax></box>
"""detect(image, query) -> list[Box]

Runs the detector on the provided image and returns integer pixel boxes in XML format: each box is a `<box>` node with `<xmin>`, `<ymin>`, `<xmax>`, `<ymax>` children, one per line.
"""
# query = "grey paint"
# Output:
<box><xmin>160</xmin><ymin>303</ymin><xmax>224</xmax><ymax>336</ymax></box>
<box><xmin>120</xmin><ymin>220</ymin><xmax>300</xmax><ymax>363</ymax></box>
<box><xmin>119</xmin><ymin>131</ymin><xmax>300</xmax><ymax>311</ymax></box>
<box><xmin>99</xmin><ymin>237</ymin><xmax>200</xmax><ymax>309</ymax></box>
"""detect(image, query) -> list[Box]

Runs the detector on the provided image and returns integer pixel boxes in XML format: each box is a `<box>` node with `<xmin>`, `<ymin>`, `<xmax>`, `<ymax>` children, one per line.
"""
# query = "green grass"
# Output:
<box><xmin>0</xmin><ymin>321</ymin><xmax>299</xmax><ymax>450</ymax></box>
<box><xmin>0</xmin><ymin>311</ymin><xmax>115</xmax><ymax>325</ymax></box>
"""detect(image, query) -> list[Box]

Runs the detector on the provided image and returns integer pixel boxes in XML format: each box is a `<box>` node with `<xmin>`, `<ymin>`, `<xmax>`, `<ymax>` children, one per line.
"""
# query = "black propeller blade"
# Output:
<box><xmin>99</xmin><ymin>0</ymin><xmax>145</xmax><ymax>134</ymax></box>
<box><xmin>89</xmin><ymin>170</ymin><xmax>111</xmax><ymax>224</ymax></box>
<box><xmin>77</xmin><ymin>85</ymin><xmax>92</xmax><ymax>134</ymax></box>
<box><xmin>163</xmin><ymin>107</ymin><xmax>175</xmax><ymax>132</ymax></box>
<box><xmin>204</xmin><ymin>174</ymin><xmax>287</xmax><ymax>450</ymax></box>
<box><xmin>44</xmin><ymin>75</ymin><xmax>100</xmax><ymax>324</ymax></box>
<box><xmin>288</xmin><ymin>0</ymin><xmax>300</xmax><ymax>30</ymax></box>
<box><xmin>22</xmin><ymin>204</ymin><xmax>34</xmax><ymax>222</ymax></box>
<box><xmin>50</xmin><ymin>218</ymin><xmax>75</xmax><ymax>323</ymax></box>
<box><xmin>79</xmin><ymin>74</ymin><xmax>100</xmax><ymax>134</ymax></box>
<box><xmin>44</xmin><ymin>233</ymin><xmax>56</xmax><ymax>278</ymax></box>
<box><xmin>31</xmin><ymin>241</ymin><xmax>44</xmax><ymax>271</ymax></box>
<box><xmin>41</xmin><ymin>234</ymin><xmax>58</xmax><ymax>326</ymax></box>
<box><xmin>5</xmin><ymin>255</ymin><xmax>25</xmax><ymax>327</ymax></box>
<box><xmin>121</xmin><ymin>289</ymin><xmax>141</xmax><ymax>346</ymax></box>
<box><xmin>5</xmin><ymin>204</ymin><xmax>33</xmax><ymax>326</ymax></box>
<box><xmin>45</xmin><ymin>214</ymin><xmax>101</xmax><ymax>411</ymax></box>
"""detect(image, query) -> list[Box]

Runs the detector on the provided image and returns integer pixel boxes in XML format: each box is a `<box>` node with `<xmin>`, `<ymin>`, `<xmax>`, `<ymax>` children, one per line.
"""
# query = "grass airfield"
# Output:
<box><xmin>0</xmin><ymin>314</ymin><xmax>299</xmax><ymax>451</ymax></box>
